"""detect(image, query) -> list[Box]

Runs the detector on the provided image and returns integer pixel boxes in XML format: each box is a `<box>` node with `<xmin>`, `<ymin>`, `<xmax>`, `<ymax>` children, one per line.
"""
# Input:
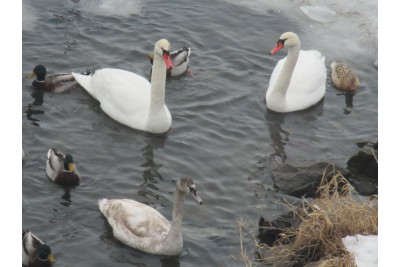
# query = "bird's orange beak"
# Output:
<box><xmin>163</xmin><ymin>53</ymin><xmax>173</xmax><ymax>70</ymax></box>
<box><xmin>270</xmin><ymin>40</ymin><xmax>284</xmax><ymax>55</ymax></box>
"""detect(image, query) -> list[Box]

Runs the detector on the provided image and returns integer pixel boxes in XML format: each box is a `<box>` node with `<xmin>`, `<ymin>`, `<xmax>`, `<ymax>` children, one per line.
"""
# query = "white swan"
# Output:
<box><xmin>72</xmin><ymin>39</ymin><xmax>173</xmax><ymax>134</ymax></box>
<box><xmin>266</xmin><ymin>32</ymin><xmax>327</xmax><ymax>112</ymax></box>
<box><xmin>98</xmin><ymin>177</ymin><xmax>203</xmax><ymax>256</ymax></box>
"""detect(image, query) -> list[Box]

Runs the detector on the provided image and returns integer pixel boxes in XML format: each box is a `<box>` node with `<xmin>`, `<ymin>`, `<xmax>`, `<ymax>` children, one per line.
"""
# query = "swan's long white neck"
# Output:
<box><xmin>149</xmin><ymin>51</ymin><xmax>167</xmax><ymax>117</ymax></box>
<box><xmin>272</xmin><ymin>41</ymin><xmax>300</xmax><ymax>99</ymax></box>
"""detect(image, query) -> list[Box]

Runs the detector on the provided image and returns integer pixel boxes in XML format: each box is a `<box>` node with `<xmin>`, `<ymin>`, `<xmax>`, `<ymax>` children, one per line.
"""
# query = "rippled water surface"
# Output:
<box><xmin>22</xmin><ymin>0</ymin><xmax>377</xmax><ymax>266</ymax></box>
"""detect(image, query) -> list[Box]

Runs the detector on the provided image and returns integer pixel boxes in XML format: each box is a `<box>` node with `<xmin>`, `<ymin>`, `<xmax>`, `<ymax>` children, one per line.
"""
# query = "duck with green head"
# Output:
<box><xmin>22</xmin><ymin>230</ymin><xmax>56</xmax><ymax>267</ymax></box>
<box><xmin>46</xmin><ymin>147</ymin><xmax>81</xmax><ymax>186</ymax></box>
<box><xmin>27</xmin><ymin>64</ymin><xmax>89</xmax><ymax>93</ymax></box>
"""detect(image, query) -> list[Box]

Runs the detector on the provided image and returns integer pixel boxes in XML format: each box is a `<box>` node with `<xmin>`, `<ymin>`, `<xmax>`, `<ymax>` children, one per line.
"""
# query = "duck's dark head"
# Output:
<box><xmin>63</xmin><ymin>154</ymin><xmax>75</xmax><ymax>173</ymax></box>
<box><xmin>37</xmin><ymin>244</ymin><xmax>56</xmax><ymax>264</ymax></box>
<box><xmin>28</xmin><ymin>65</ymin><xmax>47</xmax><ymax>81</ymax></box>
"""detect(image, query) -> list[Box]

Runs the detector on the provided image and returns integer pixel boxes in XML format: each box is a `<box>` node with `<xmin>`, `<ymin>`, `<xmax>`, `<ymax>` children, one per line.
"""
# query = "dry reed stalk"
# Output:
<box><xmin>233</xmin><ymin>218</ymin><xmax>253</xmax><ymax>267</ymax></box>
<box><xmin>256</xmin><ymin>165</ymin><xmax>377</xmax><ymax>266</ymax></box>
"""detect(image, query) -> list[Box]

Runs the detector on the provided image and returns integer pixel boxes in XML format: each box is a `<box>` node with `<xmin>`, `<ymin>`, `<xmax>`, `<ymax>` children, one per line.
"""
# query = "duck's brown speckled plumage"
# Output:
<box><xmin>330</xmin><ymin>61</ymin><xmax>360</xmax><ymax>91</ymax></box>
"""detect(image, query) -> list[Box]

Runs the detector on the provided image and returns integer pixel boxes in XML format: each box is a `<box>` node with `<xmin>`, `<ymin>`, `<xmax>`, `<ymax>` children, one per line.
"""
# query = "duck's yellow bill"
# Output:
<box><xmin>27</xmin><ymin>72</ymin><xmax>36</xmax><ymax>79</ymax></box>
<box><xmin>69</xmin><ymin>163</ymin><xmax>75</xmax><ymax>172</ymax></box>
<box><xmin>48</xmin><ymin>254</ymin><xmax>56</xmax><ymax>264</ymax></box>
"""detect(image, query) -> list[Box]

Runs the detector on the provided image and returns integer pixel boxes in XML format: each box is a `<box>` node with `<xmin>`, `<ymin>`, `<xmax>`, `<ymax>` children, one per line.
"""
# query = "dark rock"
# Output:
<box><xmin>346</xmin><ymin>141</ymin><xmax>378</xmax><ymax>196</ymax></box>
<box><xmin>258</xmin><ymin>213</ymin><xmax>299</xmax><ymax>247</ymax></box>
<box><xmin>272</xmin><ymin>162</ymin><xmax>348</xmax><ymax>198</ymax></box>
<box><xmin>347</xmin><ymin>142</ymin><xmax>378</xmax><ymax>180</ymax></box>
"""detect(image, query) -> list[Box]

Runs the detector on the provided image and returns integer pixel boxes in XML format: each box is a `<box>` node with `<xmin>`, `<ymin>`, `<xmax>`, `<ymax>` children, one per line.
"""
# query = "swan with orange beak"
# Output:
<box><xmin>72</xmin><ymin>39</ymin><xmax>174</xmax><ymax>134</ymax></box>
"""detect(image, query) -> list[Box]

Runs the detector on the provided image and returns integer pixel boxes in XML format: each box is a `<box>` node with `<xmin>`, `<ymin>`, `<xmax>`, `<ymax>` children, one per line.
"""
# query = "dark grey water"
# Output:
<box><xmin>22</xmin><ymin>0</ymin><xmax>377</xmax><ymax>266</ymax></box>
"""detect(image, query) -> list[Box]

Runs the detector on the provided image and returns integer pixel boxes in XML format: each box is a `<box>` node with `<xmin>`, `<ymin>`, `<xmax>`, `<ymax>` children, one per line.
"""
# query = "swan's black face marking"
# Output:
<box><xmin>277</xmin><ymin>38</ymin><xmax>287</xmax><ymax>46</ymax></box>
<box><xmin>162</xmin><ymin>48</ymin><xmax>170</xmax><ymax>56</ymax></box>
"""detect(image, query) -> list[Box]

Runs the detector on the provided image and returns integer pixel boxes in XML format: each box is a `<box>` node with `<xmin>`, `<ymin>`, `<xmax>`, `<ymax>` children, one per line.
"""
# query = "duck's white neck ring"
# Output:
<box><xmin>35</xmin><ymin>79</ymin><xmax>45</xmax><ymax>83</ymax></box>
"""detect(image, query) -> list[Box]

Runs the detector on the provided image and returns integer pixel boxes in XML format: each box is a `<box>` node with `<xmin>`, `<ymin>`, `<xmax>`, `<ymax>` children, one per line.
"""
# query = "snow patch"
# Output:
<box><xmin>342</xmin><ymin>235</ymin><xmax>378</xmax><ymax>267</ymax></box>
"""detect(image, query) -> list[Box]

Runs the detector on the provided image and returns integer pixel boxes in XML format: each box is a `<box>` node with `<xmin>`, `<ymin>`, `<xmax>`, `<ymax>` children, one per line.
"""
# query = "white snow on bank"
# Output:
<box><xmin>342</xmin><ymin>235</ymin><xmax>378</xmax><ymax>267</ymax></box>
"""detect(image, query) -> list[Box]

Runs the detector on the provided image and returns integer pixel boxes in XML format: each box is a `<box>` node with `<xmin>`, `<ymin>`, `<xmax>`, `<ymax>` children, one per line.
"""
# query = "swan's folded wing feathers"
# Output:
<box><xmin>102</xmin><ymin>199</ymin><xmax>170</xmax><ymax>247</ymax></box>
<box><xmin>90</xmin><ymin>69</ymin><xmax>151</xmax><ymax>127</ymax></box>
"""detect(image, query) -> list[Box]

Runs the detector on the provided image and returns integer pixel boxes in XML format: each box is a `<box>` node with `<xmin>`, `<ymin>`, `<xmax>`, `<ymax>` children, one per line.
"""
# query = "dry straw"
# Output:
<box><xmin>257</xmin><ymin>165</ymin><xmax>377</xmax><ymax>266</ymax></box>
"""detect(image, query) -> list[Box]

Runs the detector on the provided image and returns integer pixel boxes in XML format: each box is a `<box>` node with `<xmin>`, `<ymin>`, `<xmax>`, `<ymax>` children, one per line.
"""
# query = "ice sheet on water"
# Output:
<box><xmin>78</xmin><ymin>0</ymin><xmax>143</xmax><ymax>17</ymax></box>
<box><xmin>221</xmin><ymin>0</ymin><xmax>377</xmax><ymax>64</ymax></box>
<box><xmin>300</xmin><ymin>5</ymin><xmax>336</xmax><ymax>23</ymax></box>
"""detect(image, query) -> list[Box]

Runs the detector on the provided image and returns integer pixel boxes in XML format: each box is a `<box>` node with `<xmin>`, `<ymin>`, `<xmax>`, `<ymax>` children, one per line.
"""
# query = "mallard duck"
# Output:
<box><xmin>27</xmin><ymin>65</ymin><xmax>76</xmax><ymax>92</ymax></box>
<box><xmin>22</xmin><ymin>230</ymin><xmax>56</xmax><ymax>267</ymax></box>
<box><xmin>46</xmin><ymin>148</ymin><xmax>81</xmax><ymax>186</ymax></box>
<box><xmin>330</xmin><ymin>60</ymin><xmax>360</xmax><ymax>91</ymax></box>
<box><xmin>72</xmin><ymin>39</ymin><xmax>173</xmax><ymax>134</ymax></box>
<box><xmin>267</xmin><ymin>32</ymin><xmax>326</xmax><ymax>112</ymax></box>
<box><xmin>27</xmin><ymin>65</ymin><xmax>90</xmax><ymax>93</ymax></box>
<box><xmin>98</xmin><ymin>177</ymin><xmax>203</xmax><ymax>255</ymax></box>
<box><xmin>148</xmin><ymin>46</ymin><xmax>191</xmax><ymax>77</ymax></box>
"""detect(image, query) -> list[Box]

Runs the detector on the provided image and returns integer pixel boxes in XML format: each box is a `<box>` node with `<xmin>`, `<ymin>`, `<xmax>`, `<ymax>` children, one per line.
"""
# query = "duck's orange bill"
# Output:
<box><xmin>270</xmin><ymin>41</ymin><xmax>284</xmax><ymax>55</ymax></box>
<box><xmin>163</xmin><ymin>53</ymin><xmax>173</xmax><ymax>70</ymax></box>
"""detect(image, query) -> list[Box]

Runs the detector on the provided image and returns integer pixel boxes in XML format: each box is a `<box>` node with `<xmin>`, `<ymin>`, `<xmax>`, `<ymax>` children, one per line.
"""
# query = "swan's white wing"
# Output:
<box><xmin>99</xmin><ymin>199</ymin><xmax>170</xmax><ymax>252</ymax></box>
<box><xmin>74</xmin><ymin>68</ymin><xmax>151</xmax><ymax>130</ymax></box>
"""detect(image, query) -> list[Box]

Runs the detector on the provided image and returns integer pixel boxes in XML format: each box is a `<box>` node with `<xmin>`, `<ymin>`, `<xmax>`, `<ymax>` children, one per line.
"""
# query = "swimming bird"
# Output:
<box><xmin>148</xmin><ymin>46</ymin><xmax>191</xmax><ymax>77</ymax></box>
<box><xmin>27</xmin><ymin>65</ymin><xmax>79</xmax><ymax>93</ymax></box>
<box><xmin>72</xmin><ymin>39</ymin><xmax>173</xmax><ymax>134</ymax></box>
<box><xmin>330</xmin><ymin>60</ymin><xmax>360</xmax><ymax>91</ymax></box>
<box><xmin>22</xmin><ymin>230</ymin><xmax>56</xmax><ymax>267</ymax></box>
<box><xmin>98</xmin><ymin>177</ymin><xmax>203</xmax><ymax>256</ymax></box>
<box><xmin>266</xmin><ymin>32</ymin><xmax>327</xmax><ymax>112</ymax></box>
<box><xmin>46</xmin><ymin>148</ymin><xmax>81</xmax><ymax>186</ymax></box>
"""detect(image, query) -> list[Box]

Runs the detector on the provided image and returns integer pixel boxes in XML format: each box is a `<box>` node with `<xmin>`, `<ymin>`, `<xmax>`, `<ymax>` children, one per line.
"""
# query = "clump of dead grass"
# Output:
<box><xmin>258</xmin><ymin>167</ymin><xmax>378</xmax><ymax>266</ymax></box>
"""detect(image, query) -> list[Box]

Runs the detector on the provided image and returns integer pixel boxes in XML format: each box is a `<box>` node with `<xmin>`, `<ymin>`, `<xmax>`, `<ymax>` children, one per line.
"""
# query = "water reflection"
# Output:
<box><xmin>137</xmin><ymin>135</ymin><xmax>169</xmax><ymax>203</ymax></box>
<box><xmin>341</xmin><ymin>92</ymin><xmax>354</xmax><ymax>115</ymax></box>
<box><xmin>265</xmin><ymin>99</ymin><xmax>324</xmax><ymax>163</ymax></box>
<box><xmin>160</xmin><ymin>257</ymin><xmax>180</xmax><ymax>267</ymax></box>
<box><xmin>140</xmin><ymin>135</ymin><xmax>167</xmax><ymax>185</ymax></box>
<box><xmin>60</xmin><ymin>187</ymin><xmax>72</xmax><ymax>207</ymax></box>
<box><xmin>25</xmin><ymin>90</ymin><xmax>44</xmax><ymax>126</ymax></box>
<box><xmin>265</xmin><ymin>112</ymin><xmax>289</xmax><ymax>163</ymax></box>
